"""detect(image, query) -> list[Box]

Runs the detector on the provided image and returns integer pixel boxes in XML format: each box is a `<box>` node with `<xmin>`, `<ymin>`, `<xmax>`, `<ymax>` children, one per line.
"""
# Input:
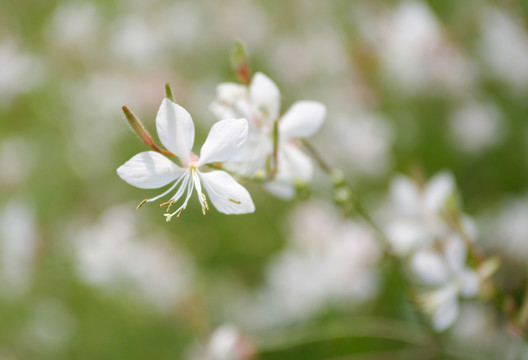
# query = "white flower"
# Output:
<box><xmin>117</xmin><ymin>98</ymin><xmax>255</xmax><ymax>220</ymax></box>
<box><xmin>385</xmin><ymin>172</ymin><xmax>455</xmax><ymax>254</ymax></box>
<box><xmin>383</xmin><ymin>172</ymin><xmax>480</xmax><ymax>331</ymax></box>
<box><xmin>414</xmin><ymin>237</ymin><xmax>480</xmax><ymax>331</ymax></box>
<box><xmin>211</xmin><ymin>72</ymin><xmax>326</xmax><ymax>199</ymax></box>
<box><xmin>206</xmin><ymin>324</ymin><xmax>255</xmax><ymax>360</ymax></box>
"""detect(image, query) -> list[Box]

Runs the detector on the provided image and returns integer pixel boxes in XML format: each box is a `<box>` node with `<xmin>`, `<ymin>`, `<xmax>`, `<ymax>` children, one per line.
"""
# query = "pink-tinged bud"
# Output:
<box><xmin>207</xmin><ymin>324</ymin><xmax>256</xmax><ymax>360</ymax></box>
<box><xmin>232</xmin><ymin>40</ymin><xmax>251</xmax><ymax>85</ymax></box>
<box><xmin>122</xmin><ymin>106</ymin><xmax>153</xmax><ymax>146</ymax></box>
<box><xmin>164</xmin><ymin>83</ymin><xmax>175</xmax><ymax>102</ymax></box>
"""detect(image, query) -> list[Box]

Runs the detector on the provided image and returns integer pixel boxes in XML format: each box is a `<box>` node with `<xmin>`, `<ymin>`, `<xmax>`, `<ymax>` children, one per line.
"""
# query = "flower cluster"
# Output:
<box><xmin>117</xmin><ymin>69</ymin><xmax>326</xmax><ymax>219</ymax></box>
<box><xmin>384</xmin><ymin>172</ymin><xmax>482</xmax><ymax>331</ymax></box>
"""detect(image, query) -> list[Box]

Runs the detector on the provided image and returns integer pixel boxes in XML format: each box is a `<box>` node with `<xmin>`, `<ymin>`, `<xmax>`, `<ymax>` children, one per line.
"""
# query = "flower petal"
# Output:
<box><xmin>263</xmin><ymin>181</ymin><xmax>296</xmax><ymax>200</ymax></box>
<box><xmin>386</xmin><ymin>220</ymin><xmax>430</xmax><ymax>255</ymax></box>
<box><xmin>117</xmin><ymin>151</ymin><xmax>184</xmax><ymax>189</ymax></box>
<box><xmin>278</xmin><ymin>144</ymin><xmax>313</xmax><ymax>182</ymax></box>
<box><xmin>210</xmin><ymin>83</ymin><xmax>249</xmax><ymax>120</ymax></box>
<box><xmin>459</xmin><ymin>270</ymin><xmax>480</xmax><ymax>297</ymax></box>
<box><xmin>279</xmin><ymin>101</ymin><xmax>326</xmax><ymax>139</ymax></box>
<box><xmin>156</xmin><ymin>98</ymin><xmax>195</xmax><ymax>163</ymax></box>
<box><xmin>390</xmin><ymin>175</ymin><xmax>421</xmax><ymax>216</ymax></box>
<box><xmin>411</xmin><ymin>250</ymin><xmax>450</xmax><ymax>286</ymax></box>
<box><xmin>431</xmin><ymin>289</ymin><xmax>459</xmax><ymax>331</ymax></box>
<box><xmin>199</xmin><ymin>170</ymin><xmax>255</xmax><ymax>214</ymax></box>
<box><xmin>198</xmin><ymin>118</ymin><xmax>248</xmax><ymax>166</ymax></box>
<box><xmin>424</xmin><ymin>172</ymin><xmax>455</xmax><ymax>214</ymax></box>
<box><xmin>444</xmin><ymin>235</ymin><xmax>467</xmax><ymax>274</ymax></box>
<box><xmin>249</xmin><ymin>72</ymin><xmax>280</xmax><ymax>125</ymax></box>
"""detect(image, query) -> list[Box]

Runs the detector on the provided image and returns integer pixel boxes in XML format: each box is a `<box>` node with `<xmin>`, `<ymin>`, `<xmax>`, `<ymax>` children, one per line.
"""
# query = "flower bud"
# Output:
<box><xmin>231</xmin><ymin>40</ymin><xmax>251</xmax><ymax>85</ymax></box>
<box><xmin>122</xmin><ymin>106</ymin><xmax>153</xmax><ymax>146</ymax></box>
<box><xmin>164</xmin><ymin>83</ymin><xmax>175</xmax><ymax>102</ymax></box>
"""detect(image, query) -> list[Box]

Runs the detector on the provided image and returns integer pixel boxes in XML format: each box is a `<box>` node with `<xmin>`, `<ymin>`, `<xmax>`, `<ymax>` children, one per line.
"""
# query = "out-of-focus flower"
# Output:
<box><xmin>479</xmin><ymin>8</ymin><xmax>528</xmax><ymax>92</ymax></box>
<box><xmin>0</xmin><ymin>201</ymin><xmax>39</xmax><ymax>297</ymax></box>
<box><xmin>117</xmin><ymin>99</ymin><xmax>255</xmax><ymax>220</ymax></box>
<box><xmin>0</xmin><ymin>40</ymin><xmax>46</xmax><ymax>107</ymax></box>
<box><xmin>211</xmin><ymin>72</ymin><xmax>326</xmax><ymax>198</ymax></box>
<box><xmin>238</xmin><ymin>201</ymin><xmax>380</xmax><ymax>328</ymax></box>
<box><xmin>73</xmin><ymin>205</ymin><xmax>193</xmax><ymax>311</ymax></box>
<box><xmin>413</xmin><ymin>235</ymin><xmax>480</xmax><ymax>331</ymax></box>
<box><xmin>449</xmin><ymin>100</ymin><xmax>504</xmax><ymax>154</ymax></box>
<box><xmin>206</xmin><ymin>324</ymin><xmax>256</xmax><ymax>360</ymax></box>
<box><xmin>46</xmin><ymin>2</ymin><xmax>102</xmax><ymax>56</ymax></box>
<box><xmin>385</xmin><ymin>172</ymin><xmax>457</xmax><ymax>255</ymax></box>
<box><xmin>23</xmin><ymin>300</ymin><xmax>75</xmax><ymax>355</ymax></box>
<box><xmin>109</xmin><ymin>14</ymin><xmax>166</xmax><ymax>69</ymax></box>
<box><xmin>383</xmin><ymin>172</ymin><xmax>481</xmax><ymax>331</ymax></box>
<box><xmin>358</xmin><ymin>1</ymin><xmax>476</xmax><ymax>95</ymax></box>
<box><xmin>320</xmin><ymin>113</ymin><xmax>393</xmax><ymax>178</ymax></box>
<box><xmin>488</xmin><ymin>194</ymin><xmax>528</xmax><ymax>262</ymax></box>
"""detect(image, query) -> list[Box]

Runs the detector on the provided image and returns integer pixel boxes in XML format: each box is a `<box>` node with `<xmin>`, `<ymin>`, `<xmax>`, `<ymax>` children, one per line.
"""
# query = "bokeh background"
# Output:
<box><xmin>1</xmin><ymin>0</ymin><xmax>528</xmax><ymax>359</ymax></box>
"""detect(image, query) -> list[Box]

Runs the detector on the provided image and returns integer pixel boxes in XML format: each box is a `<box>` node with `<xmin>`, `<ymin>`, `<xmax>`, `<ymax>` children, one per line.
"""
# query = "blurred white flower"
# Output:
<box><xmin>385</xmin><ymin>172</ymin><xmax>456</xmax><ymax>255</ymax></box>
<box><xmin>109</xmin><ymin>14</ymin><xmax>166</xmax><ymax>68</ymax></box>
<box><xmin>479</xmin><ymin>8</ymin><xmax>528</xmax><ymax>92</ymax></box>
<box><xmin>0</xmin><ymin>40</ymin><xmax>46</xmax><ymax>107</ymax></box>
<box><xmin>46</xmin><ymin>2</ymin><xmax>102</xmax><ymax>55</ymax></box>
<box><xmin>0</xmin><ymin>201</ymin><xmax>39</xmax><ymax>297</ymax></box>
<box><xmin>413</xmin><ymin>236</ymin><xmax>480</xmax><ymax>331</ymax></box>
<box><xmin>117</xmin><ymin>99</ymin><xmax>255</xmax><ymax>219</ymax></box>
<box><xmin>269</xmin><ymin>29</ymin><xmax>348</xmax><ymax>85</ymax></box>
<box><xmin>23</xmin><ymin>300</ymin><xmax>75</xmax><ymax>354</ymax></box>
<box><xmin>321</xmin><ymin>114</ymin><xmax>393</xmax><ymax>178</ymax></box>
<box><xmin>206</xmin><ymin>324</ymin><xmax>255</xmax><ymax>360</ymax></box>
<box><xmin>73</xmin><ymin>205</ymin><xmax>193</xmax><ymax>311</ymax></box>
<box><xmin>211</xmin><ymin>72</ymin><xmax>326</xmax><ymax>198</ymax></box>
<box><xmin>451</xmin><ymin>303</ymin><xmax>498</xmax><ymax>347</ymax></box>
<box><xmin>358</xmin><ymin>1</ymin><xmax>476</xmax><ymax>95</ymax></box>
<box><xmin>238</xmin><ymin>201</ymin><xmax>380</xmax><ymax>328</ymax></box>
<box><xmin>489</xmin><ymin>194</ymin><xmax>528</xmax><ymax>261</ymax></box>
<box><xmin>383</xmin><ymin>172</ymin><xmax>481</xmax><ymax>331</ymax></box>
<box><xmin>449</xmin><ymin>100</ymin><xmax>504</xmax><ymax>154</ymax></box>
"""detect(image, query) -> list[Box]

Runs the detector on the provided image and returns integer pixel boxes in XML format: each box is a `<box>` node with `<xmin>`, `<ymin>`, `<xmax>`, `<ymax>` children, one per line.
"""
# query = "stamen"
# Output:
<box><xmin>137</xmin><ymin>199</ymin><xmax>147</xmax><ymax>210</ymax></box>
<box><xmin>145</xmin><ymin>173</ymin><xmax>186</xmax><ymax>203</ymax></box>
<box><xmin>160</xmin><ymin>199</ymin><xmax>176</xmax><ymax>211</ymax></box>
<box><xmin>202</xmin><ymin>193</ymin><xmax>210</xmax><ymax>211</ymax></box>
<box><xmin>229</xmin><ymin>198</ymin><xmax>241</xmax><ymax>204</ymax></box>
<box><xmin>176</xmin><ymin>208</ymin><xmax>184</xmax><ymax>218</ymax></box>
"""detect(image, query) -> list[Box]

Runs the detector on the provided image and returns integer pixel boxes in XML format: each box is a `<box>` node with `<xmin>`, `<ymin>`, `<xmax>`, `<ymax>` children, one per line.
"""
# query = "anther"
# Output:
<box><xmin>137</xmin><ymin>199</ymin><xmax>147</xmax><ymax>210</ymax></box>
<box><xmin>160</xmin><ymin>199</ymin><xmax>175</xmax><ymax>211</ymax></box>
<box><xmin>202</xmin><ymin>193</ymin><xmax>210</xmax><ymax>211</ymax></box>
<box><xmin>176</xmin><ymin>208</ymin><xmax>184</xmax><ymax>218</ymax></box>
<box><xmin>229</xmin><ymin>198</ymin><xmax>241</xmax><ymax>204</ymax></box>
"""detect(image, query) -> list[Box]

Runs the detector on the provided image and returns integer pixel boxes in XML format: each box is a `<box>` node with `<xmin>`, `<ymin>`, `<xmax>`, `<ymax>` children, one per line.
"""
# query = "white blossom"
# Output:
<box><xmin>117</xmin><ymin>98</ymin><xmax>255</xmax><ymax>220</ymax></box>
<box><xmin>238</xmin><ymin>201</ymin><xmax>380</xmax><ymax>328</ymax></box>
<box><xmin>73</xmin><ymin>205</ymin><xmax>192</xmax><ymax>311</ymax></box>
<box><xmin>413</xmin><ymin>235</ymin><xmax>480</xmax><ymax>331</ymax></box>
<box><xmin>206</xmin><ymin>324</ymin><xmax>255</xmax><ymax>360</ymax></box>
<box><xmin>449</xmin><ymin>100</ymin><xmax>504</xmax><ymax>154</ymax></box>
<box><xmin>383</xmin><ymin>172</ymin><xmax>481</xmax><ymax>331</ymax></box>
<box><xmin>385</xmin><ymin>172</ymin><xmax>456</xmax><ymax>255</ymax></box>
<box><xmin>211</xmin><ymin>72</ymin><xmax>326</xmax><ymax>199</ymax></box>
